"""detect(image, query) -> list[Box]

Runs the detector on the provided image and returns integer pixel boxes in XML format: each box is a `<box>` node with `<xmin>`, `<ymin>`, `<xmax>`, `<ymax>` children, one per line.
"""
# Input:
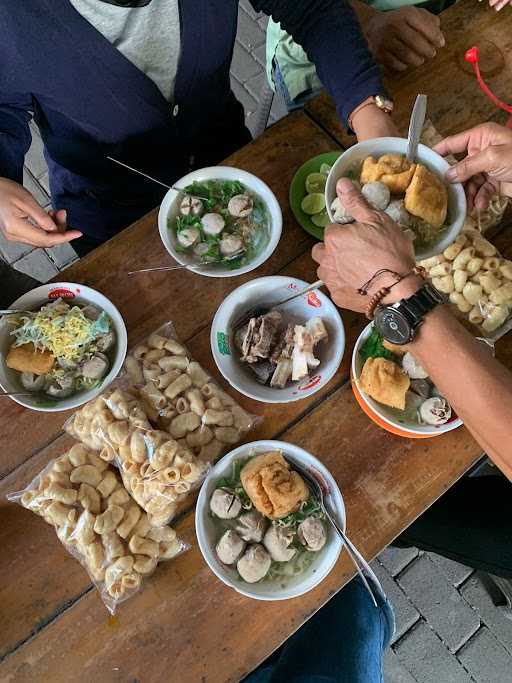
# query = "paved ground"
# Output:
<box><xmin>3</xmin><ymin>4</ymin><xmax>512</xmax><ymax>681</ymax></box>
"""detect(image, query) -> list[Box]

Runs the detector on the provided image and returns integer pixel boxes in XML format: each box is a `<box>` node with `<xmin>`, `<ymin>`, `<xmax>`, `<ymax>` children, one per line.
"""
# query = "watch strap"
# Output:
<box><xmin>395</xmin><ymin>282</ymin><xmax>445</xmax><ymax>330</ymax></box>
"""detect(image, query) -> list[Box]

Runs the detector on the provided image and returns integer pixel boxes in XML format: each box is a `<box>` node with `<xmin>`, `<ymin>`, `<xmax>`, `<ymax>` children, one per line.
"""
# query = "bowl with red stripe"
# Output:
<box><xmin>211</xmin><ymin>276</ymin><xmax>345</xmax><ymax>403</ymax></box>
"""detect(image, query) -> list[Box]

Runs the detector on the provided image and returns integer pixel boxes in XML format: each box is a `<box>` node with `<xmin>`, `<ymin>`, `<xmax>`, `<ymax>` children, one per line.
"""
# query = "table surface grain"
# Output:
<box><xmin>2</xmin><ymin>3</ymin><xmax>512</xmax><ymax>679</ymax></box>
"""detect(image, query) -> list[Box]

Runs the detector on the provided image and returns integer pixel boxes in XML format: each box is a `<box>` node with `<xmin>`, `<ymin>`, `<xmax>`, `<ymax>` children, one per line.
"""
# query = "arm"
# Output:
<box><xmin>312</xmin><ymin>179</ymin><xmax>512</xmax><ymax>480</ymax></box>
<box><xmin>252</xmin><ymin>0</ymin><xmax>390</xmax><ymax>128</ymax></box>
<box><xmin>0</xmin><ymin>94</ymin><xmax>81</xmax><ymax>246</ymax></box>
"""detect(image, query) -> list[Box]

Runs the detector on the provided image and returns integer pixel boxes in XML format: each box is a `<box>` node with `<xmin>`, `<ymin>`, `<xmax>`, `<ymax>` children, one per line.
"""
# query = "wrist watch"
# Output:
<box><xmin>374</xmin><ymin>282</ymin><xmax>445</xmax><ymax>345</ymax></box>
<box><xmin>373</xmin><ymin>95</ymin><xmax>394</xmax><ymax>115</ymax></box>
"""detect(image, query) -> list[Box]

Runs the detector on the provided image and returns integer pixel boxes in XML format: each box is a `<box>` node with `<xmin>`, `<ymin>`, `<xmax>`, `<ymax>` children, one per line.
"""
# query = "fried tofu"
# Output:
<box><xmin>6</xmin><ymin>343</ymin><xmax>54</xmax><ymax>375</ymax></box>
<box><xmin>240</xmin><ymin>451</ymin><xmax>309</xmax><ymax>520</ymax></box>
<box><xmin>361</xmin><ymin>154</ymin><xmax>416</xmax><ymax>194</ymax></box>
<box><xmin>405</xmin><ymin>164</ymin><xmax>448</xmax><ymax>228</ymax></box>
<box><xmin>359</xmin><ymin>357</ymin><xmax>410</xmax><ymax>410</ymax></box>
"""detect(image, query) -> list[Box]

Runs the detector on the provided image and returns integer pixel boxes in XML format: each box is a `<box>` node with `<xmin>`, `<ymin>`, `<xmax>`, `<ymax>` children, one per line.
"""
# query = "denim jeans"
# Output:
<box><xmin>243</xmin><ymin>576</ymin><xmax>395</xmax><ymax>683</ymax></box>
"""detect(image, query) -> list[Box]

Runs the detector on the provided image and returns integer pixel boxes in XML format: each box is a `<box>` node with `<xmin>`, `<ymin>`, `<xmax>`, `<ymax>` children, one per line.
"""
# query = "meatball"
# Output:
<box><xmin>297</xmin><ymin>516</ymin><xmax>327</xmax><ymax>552</ymax></box>
<box><xmin>402</xmin><ymin>352</ymin><xmax>429</xmax><ymax>380</ymax></box>
<box><xmin>81</xmin><ymin>353</ymin><xmax>109</xmax><ymax>380</ymax></box>
<box><xmin>209</xmin><ymin>488</ymin><xmax>242</xmax><ymax>519</ymax></box>
<box><xmin>20</xmin><ymin>372</ymin><xmax>46</xmax><ymax>392</ymax></box>
<box><xmin>263</xmin><ymin>525</ymin><xmax>296</xmax><ymax>562</ymax></box>
<box><xmin>201</xmin><ymin>213</ymin><xmax>225</xmax><ymax>236</ymax></box>
<box><xmin>385</xmin><ymin>199</ymin><xmax>410</xmax><ymax>227</ymax></box>
<box><xmin>216</xmin><ymin>530</ymin><xmax>246</xmax><ymax>565</ymax></box>
<box><xmin>219</xmin><ymin>235</ymin><xmax>244</xmax><ymax>256</ymax></box>
<box><xmin>180</xmin><ymin>195</ymin><xmax>203</xmax><ymax>217</ymax></box>
<box><xmin>361</xmin><ymin>181</ymin><xmax>390</xmax><ymax>211</ymax></box>
<box><xmin>420</xmin><ymin>397</ymin><xmax>451</xmax><ymax>426</ymax></box>
<box><xmin>228</xmin><ymin>194</ymin><xmax>254</xmax><ymax>218</ymax></box>
<box><xmin>177</xmin><ymin>226</ymin><xmax>200</xmax><ymax>248</ymax></box>
<box><xmin>237</xmin><ymin>544</ymin><xmax>272</xmax><ymax>583</ymax></box>
<box><xmin>236</xmin><ymin>510</ymin><xmax>267</xmax><ymax>543</ymax></box>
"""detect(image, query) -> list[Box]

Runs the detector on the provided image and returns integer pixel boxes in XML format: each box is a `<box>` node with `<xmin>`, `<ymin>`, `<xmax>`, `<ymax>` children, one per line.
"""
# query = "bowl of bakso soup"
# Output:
<box><xmin>159</xmin><ymin>166</ymin><xmax>282</xmax><ymax>277</ymax></box>
<box><xmin>325</xmin><ymin>137</ymin><xmax>467</xmax><ymax>261</ymax></box>
<box><xmin>351</xmin><ymin>322</ymin><xmax>462</xmax><ymax>438</ymax></box>
<box><xmin>0</xmin><ymin>283</ymin><xmax>127</xmax><ymax>412</ymax></box>
<box><xmin>196</xmin><ymin>440</ymin><xmax>345</xmax><ymax>600</ymax></box>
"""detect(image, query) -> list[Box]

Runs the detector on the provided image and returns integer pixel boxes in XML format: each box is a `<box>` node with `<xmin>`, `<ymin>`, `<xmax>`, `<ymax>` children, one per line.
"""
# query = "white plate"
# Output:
<box><xmin>158</xmin><ymin>166</ymin><xmax>282</xmax><ymax>278</ymax></box>
<box><xmin>211</xmin><ymin>276</ymin><xmax>345</xmax><ymax>403</ymax></box>
<box><xmin>0</xmin><ymin>283</ymin><xmax>127</xmax><ymax>412</ymax></box>
<box><xmin>325</xmin><ymin>137</ymin><xmax>467</xmax><ymax>261</ymax></box>
<box><xmin>195</xmin><ymin>440</ymin><xmax>345</xmax><ymax>601</ymax></box>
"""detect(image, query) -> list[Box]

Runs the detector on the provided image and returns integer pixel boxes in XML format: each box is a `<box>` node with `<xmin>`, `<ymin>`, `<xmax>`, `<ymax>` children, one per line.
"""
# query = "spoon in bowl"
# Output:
<box><xmin>127</xmin><ymin>249</ymin><xmax>246</xmax><ymax>275</ymax></box>
<box><xmin>287</xmin><ymin>457</ymin><xmax>383</xmax><ymax>608</ymax></box>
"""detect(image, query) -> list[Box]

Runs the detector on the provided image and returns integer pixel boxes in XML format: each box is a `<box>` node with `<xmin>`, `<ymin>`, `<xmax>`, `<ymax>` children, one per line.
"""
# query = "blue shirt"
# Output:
<box><xmin>0</xmin><ymin>0</ymin><xmax>383</xmax><ymax>240</ymax></box>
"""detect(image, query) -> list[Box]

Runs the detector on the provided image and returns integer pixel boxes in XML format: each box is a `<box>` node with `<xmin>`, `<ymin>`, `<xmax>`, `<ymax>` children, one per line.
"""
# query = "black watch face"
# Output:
<box><xmin>374</xmin><ymin>307</ymin><xmax>413</xmax><ymax>345</ymax></box>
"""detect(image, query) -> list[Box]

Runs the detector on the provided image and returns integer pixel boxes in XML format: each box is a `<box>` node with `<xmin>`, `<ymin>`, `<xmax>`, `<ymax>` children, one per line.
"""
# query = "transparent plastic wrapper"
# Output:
<box><xmin>65</xmin><ymin>387</ymin><xmax>209</xmax><ymax>525</ymax></box>
<box><xmin>418</xmin><ymin>229</ymin><xmax>512</xmax><ymax>339</ymax></box>
<box><xmin>7</xmin><ymin>444</ymin><xmax>188</xmax><ymax>614</ymax></box>
<box><xmin>121</xmin><ymin>322</ymin><xmax>260</xmax><ymax>462</ymax></box>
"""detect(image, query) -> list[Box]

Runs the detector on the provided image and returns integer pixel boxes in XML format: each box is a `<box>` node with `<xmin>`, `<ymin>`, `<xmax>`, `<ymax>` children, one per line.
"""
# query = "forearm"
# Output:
<box><xmin>253</xmin><ymin>0</ymin><xmax>385</xmax><ymax>124</ymax></box>
<box><xmin>409</xmin><ymin>304</ymin><xmax>512</xmax><ymax>479</ymax></box>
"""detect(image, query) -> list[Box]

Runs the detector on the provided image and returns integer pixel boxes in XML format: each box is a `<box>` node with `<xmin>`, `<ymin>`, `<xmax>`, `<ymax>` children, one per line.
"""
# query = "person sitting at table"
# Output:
<box><xmin>0</xmin><ymin>0</ymin><xmax>397</xmax><ymax>259</ymax></box>
<box><xmin>266</xmin><ymin>0</ymin><xmax>450</xmax><ymax>112</ymax></box>
<box><xmin>312</xmin><ymin>121</ymin><xmax>512</xmax><ymax>579</ymax></box>
<box><xmin>265</xmin><ymin>0</ymin><xmax>512</xmax><ymax>114</ymax></box>
<box><xmin>243</xmin><ymin>574</ymin><xmax>395</xmax><ymax>683</ymax></box>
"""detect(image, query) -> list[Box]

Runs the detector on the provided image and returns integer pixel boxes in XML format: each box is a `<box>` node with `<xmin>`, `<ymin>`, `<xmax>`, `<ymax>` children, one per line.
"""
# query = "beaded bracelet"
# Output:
<box><xmin>358</xmin><ymin>266</ymin><xmax>426</xmax><ymax>320</ymax></box>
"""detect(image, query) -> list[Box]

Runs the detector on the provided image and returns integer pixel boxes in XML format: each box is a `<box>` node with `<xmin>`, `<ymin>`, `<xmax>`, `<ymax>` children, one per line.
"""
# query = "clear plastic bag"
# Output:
<box><xmin>418</xmin><ymin>228</ymin><xmax>512</xmax><ymax>339</ymax></box>
<box><xmin>7</xmin><ymin>444</ymin><xmax>188</xmax><ymax>614</ymax></box>
<box><xmin>65</xmin><ymin>387</ymin><xmax>209</xmax><ymax>526</ymax></box>
<box><xmin>122</xmin><ymin>322</ymin><xmax>260</xmax><ymax>461</ymax></box>
<box><xmin>65</xmin><ymin>322</ymin><xmax>260</xmax><ymax>525</ymax></box>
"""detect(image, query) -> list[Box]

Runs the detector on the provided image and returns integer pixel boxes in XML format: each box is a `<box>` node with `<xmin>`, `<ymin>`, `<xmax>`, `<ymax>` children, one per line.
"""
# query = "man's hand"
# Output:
<box><xmin>434</xmin><ymin>122</ymin><xmax>512</xmax><ymax>210</ymax></box>
<box><xmin>311</xmin><ymin>179</ymin><xmax>418</xmax><ymax>312</ymax></box>
<box><xmin>0</xmin><ymin>178</ymin><xmax>82</xmax><ymax>247</ymax></box>
<box><xmin>365</xmin><ymin>7</ymin><xmax>445</xmax><ymax>73</ymax></box>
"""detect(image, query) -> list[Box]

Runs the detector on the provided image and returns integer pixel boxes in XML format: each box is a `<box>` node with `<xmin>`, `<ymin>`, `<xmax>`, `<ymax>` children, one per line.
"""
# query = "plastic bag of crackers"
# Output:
<box><xmin>121</xmin><ymin>322</ymin><xmax>260</xmax><ymax>461</ymax></box>
<box><xmin>65</xmin><ymin>323</ymin><xmax>259</xmax><ymax>525</ymax></box>
<box><xmin>418</xmin><ymin>229</ymin><xmax>512</xmax><ymax>337</ymax></box>
<box><xmin>7</xmin><ymin>444</ymin><xmax>188</xmax><ymax>613</ymax></box>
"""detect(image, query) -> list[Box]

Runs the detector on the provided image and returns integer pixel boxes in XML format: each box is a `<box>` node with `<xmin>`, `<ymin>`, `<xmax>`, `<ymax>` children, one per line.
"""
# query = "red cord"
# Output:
<box><xmin>465</xmin><ymin>46</ymin><xmax>512</xmax><ymax>114</ymax></box>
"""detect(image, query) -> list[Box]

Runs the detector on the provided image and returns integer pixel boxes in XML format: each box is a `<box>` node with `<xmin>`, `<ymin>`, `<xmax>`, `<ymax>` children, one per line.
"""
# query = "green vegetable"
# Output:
<box><xmin>359</xmin><ymin>328</ymin><xmax>395</xmax><ymax>362</ymax></box>
<box><xmin>217</xmin><ymin>459</ymin><xmax>252</xmax><ymax>509</ymax></box>
<box><xmin>277</xmin><ymin>497</ymin><xmax>325</xmax><ymax>529</ymax></box>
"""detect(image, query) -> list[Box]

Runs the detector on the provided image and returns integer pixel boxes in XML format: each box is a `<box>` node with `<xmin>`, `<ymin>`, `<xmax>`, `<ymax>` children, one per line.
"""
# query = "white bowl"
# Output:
<box><xmin>195</xmin><ymin>440</ymin><xmax>345</xmax><ymax>601</ymax></box>
<box><xmin>158</xmin><ymin>166</ymin><xmax>282</xmax><ymax>278</ymax></box>
<box><xmin>325</xmin><ymin>137</ymin><xmax>467</xmax><ymax>261</ymax></box>
<box><xmin>0</xmin><ymin>282</ymin><xmax>127</xmax><ymax>413</ymax></box>
<box><xmin>211</xmin><ymin>276</ymin><xmax>345</xmax><ymax>403</ymax></box>
<box><xmin>351</xmin><ymin>322</ymin><xmax>462</xmax><ymax>438</ymax></box>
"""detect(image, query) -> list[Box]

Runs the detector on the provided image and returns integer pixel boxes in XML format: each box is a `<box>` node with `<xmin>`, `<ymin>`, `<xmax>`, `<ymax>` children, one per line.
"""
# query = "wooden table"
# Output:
<box><xmin>2</xmin><ymin>6</ymin><xmax>512</xmax><ymax>680</ymax></box>
<box><xmin>306</xmin><ymin>0</ymin><xmax>512</xmax><ymax>145</ymax></box>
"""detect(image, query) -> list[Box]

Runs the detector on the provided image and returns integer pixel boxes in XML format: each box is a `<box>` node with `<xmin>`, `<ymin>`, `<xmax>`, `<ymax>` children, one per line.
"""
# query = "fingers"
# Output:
<box><xmin>434</xmin><ymin>123</ymin><xmax>512</xmax><ymax>158</ymax></box>
<box><xmin>336</xmin><ymin>178</ymin><xmax>379</xmax><ymax>223</ymax></box>
<box><xmin>311</xmin><ymin>242</ymin><xmax>326</xmax><ymax>264</ymax></box>
<box><xmin>394</xmin><ymin>24</ymin><xmax>438</xmax><ymax>60</ymax></box>
<box><xmin>445</xmin><ymin>147</ymin><xmax>499</xmax><ymax>183</ymax></box>
<box><xmin>387</xmin><ymin>38</ymin><xmax>427</xmax><ymax>68</ymax></box>
<box><xmin>474</xmin><ymin>179</ymin><xmax>498</xmax><ymax>210</ymax></box>
<box><xmin>406</xmin><ymin>9</ymin><xmax>445</xmax><ymax>48</ymax></box>
<box><xmin>49</xmin><ymin>209</ymin><xmax>68</xmax><ymax>231</ymax></box>
<box><xmin>13</xmin><ymin>196</ymin><xmax>59</xmax><ymax>232</ymax></box>
<box><xmin>4</xmin><ymin>218</ymin><xmax>81</xmax><ymax>248</ymax></box>
<box><xmin>382</xmin><ymin>51</ymin><xmax>409</xmax><ymax>73</ymax></box>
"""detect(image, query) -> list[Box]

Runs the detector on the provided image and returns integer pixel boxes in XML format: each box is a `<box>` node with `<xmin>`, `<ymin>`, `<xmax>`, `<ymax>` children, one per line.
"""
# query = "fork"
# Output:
<box><xmin>286</xmin><ymin>456</ymin><xmax>383</xmax><ymax>608</ymax></box>
<box><xmin>231</xmin><ymin>280</ymin><xmax>324</xmax><ymax>331</ymax></box>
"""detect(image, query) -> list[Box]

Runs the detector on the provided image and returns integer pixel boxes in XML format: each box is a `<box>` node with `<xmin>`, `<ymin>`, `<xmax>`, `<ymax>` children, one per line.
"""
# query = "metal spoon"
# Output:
<box><xmin>287</xmin><ymin>456</ymin><xmax>383</xmax><ymax>608</ymax></box>
<box><xmin>406</xmin><ymin>94</ymin><xmax>428</xmax><ymax>163</ymax></box>
<box><xmin>231</xmin><ymin>280</ymin><xmax>324</xmax><ymax>331</ymax></box>
<box><xmin>0</xmin><ymin>391</ymin><xmax>35</xmax><ymax>397</ymax></box>
<box><xmin>0</xmin><ymin>310</ymin><xmax>34</xmax><ymax>317</ymax></box>
<box><xmin>128</xmin><ymin>249</ymin><xmax>246</xmax><ymax>275</ymax></box>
